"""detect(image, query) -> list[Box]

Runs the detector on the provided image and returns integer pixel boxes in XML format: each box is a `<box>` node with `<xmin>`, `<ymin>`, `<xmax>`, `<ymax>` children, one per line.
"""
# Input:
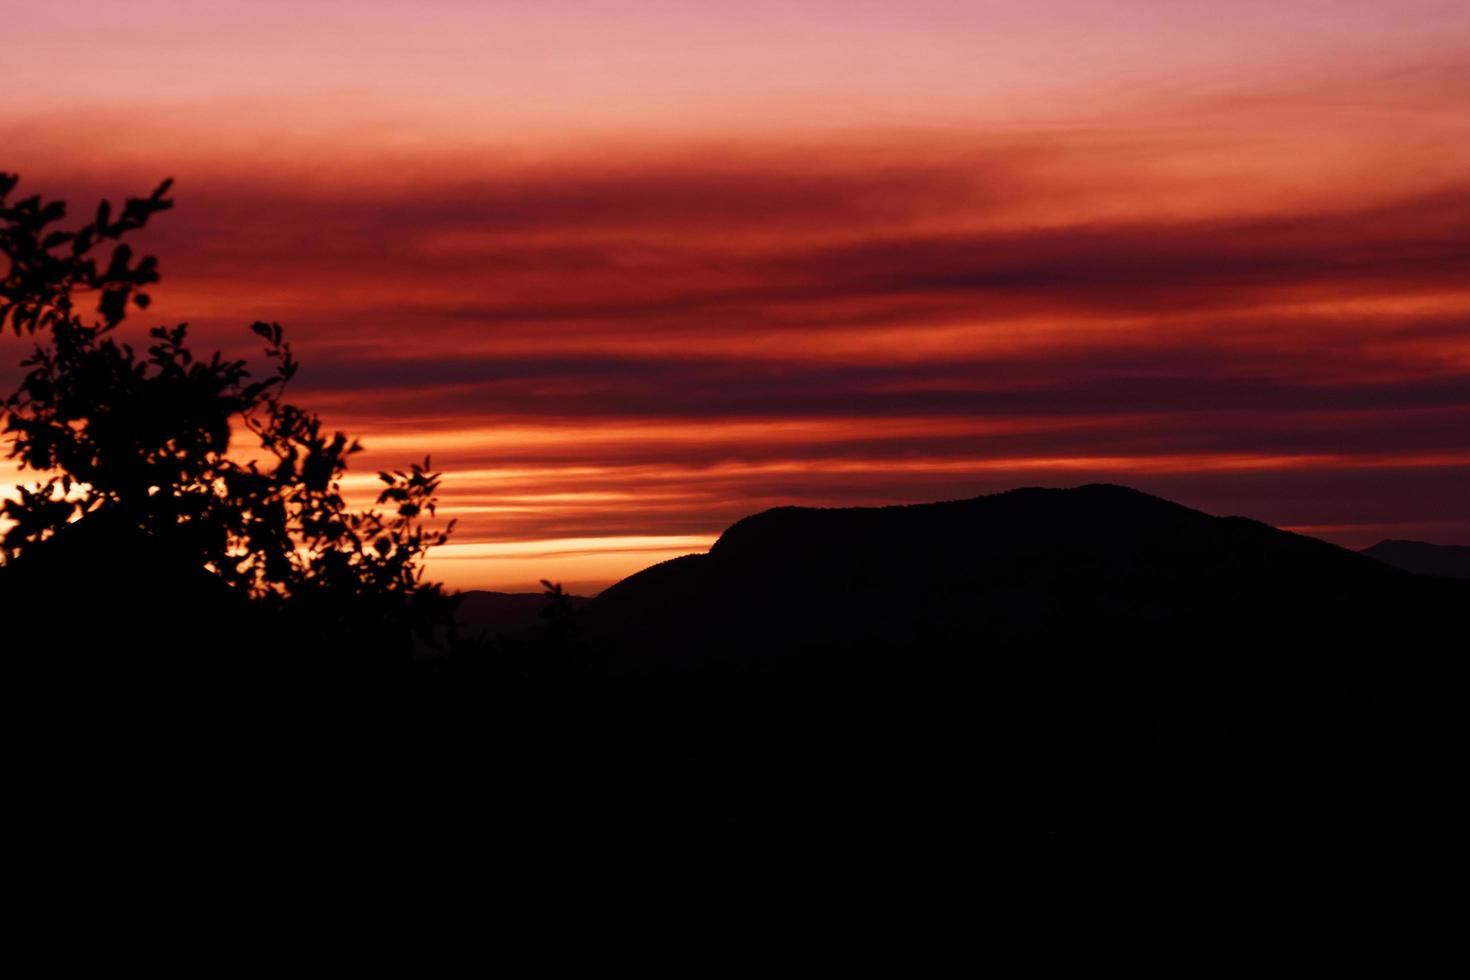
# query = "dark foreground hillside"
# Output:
<box><xmin>7</xmin><ymin>484</ymin><xmax>1469</xmax><ymax>858</ymax></box>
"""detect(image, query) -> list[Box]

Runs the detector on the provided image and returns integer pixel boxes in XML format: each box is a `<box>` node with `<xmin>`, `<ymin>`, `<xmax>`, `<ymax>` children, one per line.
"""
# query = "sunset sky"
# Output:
<box><xmin>3</xmin><ymin>1</ymin><xmax>1468</xmax><ymax>592</ymax></box>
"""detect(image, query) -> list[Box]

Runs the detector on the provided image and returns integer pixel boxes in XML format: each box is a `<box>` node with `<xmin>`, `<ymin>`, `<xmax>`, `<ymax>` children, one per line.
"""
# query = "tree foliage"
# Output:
<box><xmin>0</xmin><ymin>172</ymin><xmax>456</xmax><ymax>643</ymax></box>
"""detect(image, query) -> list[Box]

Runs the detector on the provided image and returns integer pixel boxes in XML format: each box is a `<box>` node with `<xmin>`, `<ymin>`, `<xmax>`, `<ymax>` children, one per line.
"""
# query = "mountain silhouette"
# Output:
<box><xmin>1361</xmin><ymin>539</ymin><xmax>1470</xmax><ymax>579</ymax></box>
<box><xmin>581</xmin><ymin>483</ymin><xmax>1421</xmax><ymax>662</ymax></box>
<box><xmin>473</xmin><ymin>484</ymin><xmax>1469</xmax><ymax>844</ymax></box>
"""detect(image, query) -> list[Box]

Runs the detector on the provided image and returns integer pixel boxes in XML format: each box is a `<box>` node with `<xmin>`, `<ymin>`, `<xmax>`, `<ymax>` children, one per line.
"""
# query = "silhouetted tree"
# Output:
<box><xmin>0</xmin><ymin>173</ymin><xmax>456</xmax><ymax>651</ymax></box>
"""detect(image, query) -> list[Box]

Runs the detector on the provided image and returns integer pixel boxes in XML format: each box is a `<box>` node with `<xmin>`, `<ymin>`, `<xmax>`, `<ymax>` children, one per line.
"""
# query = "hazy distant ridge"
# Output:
<box><xmin>1361</xmin><ymin>539</ymin><xmax>1470</xmax><ymax>579</ymax></box>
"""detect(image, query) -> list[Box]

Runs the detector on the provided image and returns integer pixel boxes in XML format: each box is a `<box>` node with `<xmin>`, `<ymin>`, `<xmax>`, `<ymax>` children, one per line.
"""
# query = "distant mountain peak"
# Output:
<box><xmin>1360</xmin><ymin>539</ymin><xmax>1470</xmax><ymax>579</ymax></box>
<box><xmin>453</xmin><ymin>589</ymin><xmax>589</xmax><ymax>637</ymax></box>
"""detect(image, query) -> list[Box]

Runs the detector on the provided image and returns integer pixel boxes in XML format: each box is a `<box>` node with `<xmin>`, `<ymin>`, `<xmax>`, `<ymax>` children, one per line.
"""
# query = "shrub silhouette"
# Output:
<box><xmin>0</xmin><ymin>172</ymin><xmax>456</xmax><ymax>653</ymax></box>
